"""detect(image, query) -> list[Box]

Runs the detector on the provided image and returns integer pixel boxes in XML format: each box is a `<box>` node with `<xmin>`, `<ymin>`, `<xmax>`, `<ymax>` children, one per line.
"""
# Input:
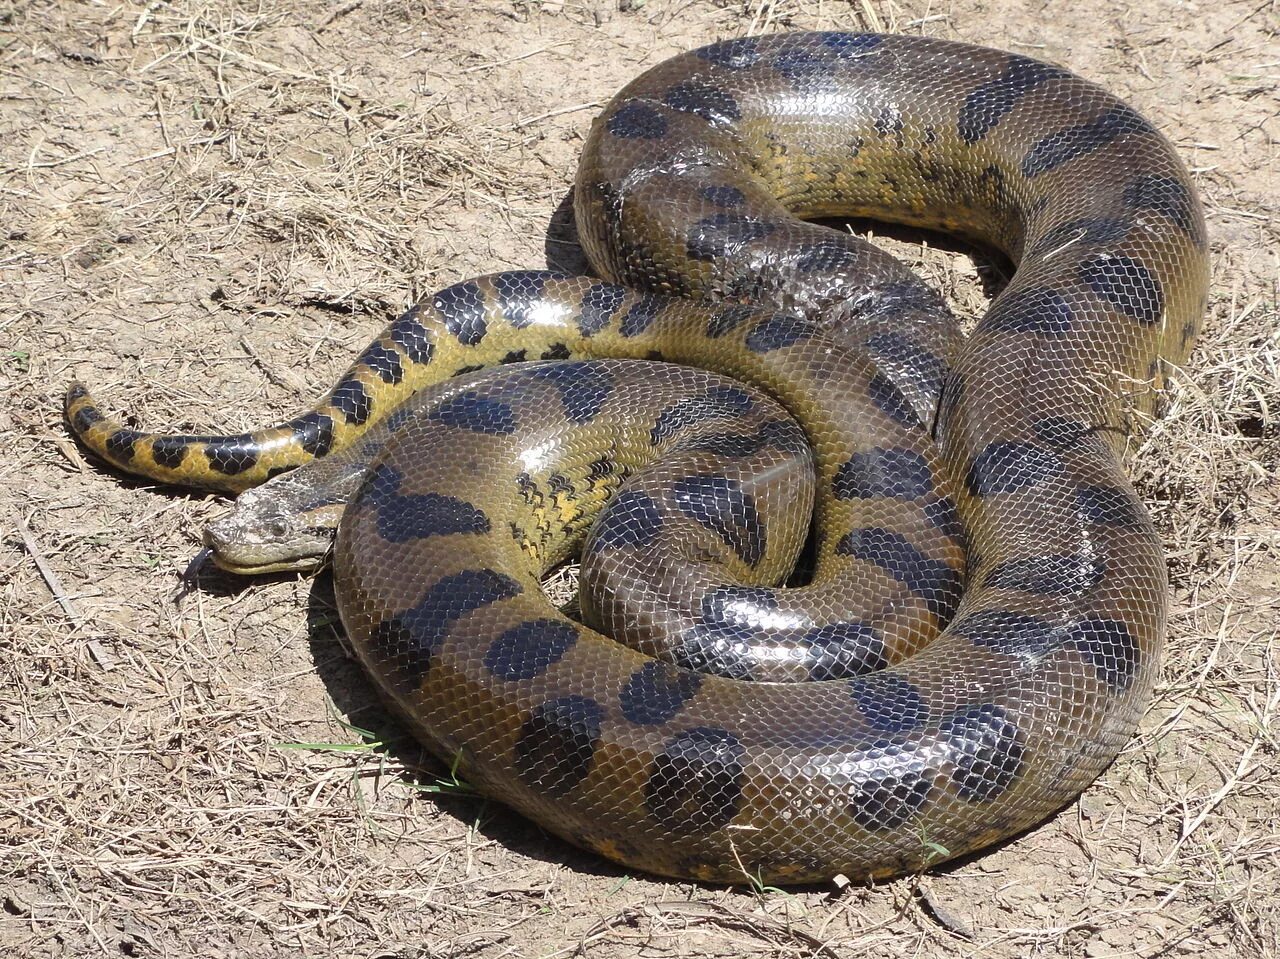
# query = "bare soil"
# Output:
<box><xmin>3</xmin><ymin>1</ymin><xmax>1278</xmax><ymax>957</ymax></box>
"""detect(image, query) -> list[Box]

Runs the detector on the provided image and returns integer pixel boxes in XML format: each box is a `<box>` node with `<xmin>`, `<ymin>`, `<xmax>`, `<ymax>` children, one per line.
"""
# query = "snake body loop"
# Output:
<box><xmin>66</xmin><ymin>33</ymin><xmax>1208</xmax><ymax>883</ymax></box>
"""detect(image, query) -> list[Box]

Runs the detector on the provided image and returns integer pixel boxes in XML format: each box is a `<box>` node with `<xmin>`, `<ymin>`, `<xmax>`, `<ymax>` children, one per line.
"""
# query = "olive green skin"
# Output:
<box><xmin>65</xmin><ymin>32</ymin><xmax>1208</xmax><ymax>884</ymax></box>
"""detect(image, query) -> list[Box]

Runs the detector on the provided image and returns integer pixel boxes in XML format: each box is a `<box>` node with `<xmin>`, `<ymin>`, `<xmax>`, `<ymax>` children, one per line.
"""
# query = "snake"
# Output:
<box><xmin>64</xmin><ymin>32</ymin><xmax>1208</xmax><ymax>883</ymax></box>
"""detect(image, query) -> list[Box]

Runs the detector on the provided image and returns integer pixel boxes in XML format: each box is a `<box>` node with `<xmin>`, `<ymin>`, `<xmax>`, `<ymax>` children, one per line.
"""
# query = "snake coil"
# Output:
<box><xmin>66</xmin><ymin>33</ymin><xmax>1208</xmax><ymax>883</ymax></box>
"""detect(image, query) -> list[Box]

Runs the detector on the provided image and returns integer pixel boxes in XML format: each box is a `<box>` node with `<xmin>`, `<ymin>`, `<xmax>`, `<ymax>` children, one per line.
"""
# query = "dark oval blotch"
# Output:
<box><xmin>1078</xmin><ymin>252</ymin><xmax>1164</xmax><ymax>325</ymax></box>
<box><xmin>484</xmin><ymin>619</ymin><xmax>580</xmax><ymax>681</ymax></box>
<box><xmin>966</xmin><ymin>441</ymin><xmax>1064</xmax><ymax>496</ymax></box>
<box><xmin>851</xmin><ymin>673</ymin><xmax>928</xmax><ymax>733</ymax></box>
<box><xmin>644</xmin><ymin>727</ymin><xmax>746</xmax><ymax>832</ymax></box>
<box><xmin>803</xmin><ymin>622</ymin><xmax>887</xmax><ymax>679</ymax></box>
<box><xmin>428</xmin><ymin>391</ymin><xmax>517</xmax><ymax>435</ymax></box>
<box><xmin>376</xmin><ymin>491</ymin><xmax>490</xmax><ymax>543</ymax></box>
<box><xmin>514</xmin><ymin>695</ymin><xmax>606</xmax><ymax>796</ymax></box>
<box><xmin>607</xmin><ymin>102</ymin><xmax>669</xmax><ymax>139</ymax></box>
<box><xmin>939</xmin><ymin>703</ymin><xmax>1026</xmax><ymax>802</ymax></box>
<box><xmin>1066</xmin><ymin>617</ymin><xmax>1141</xmax><ymax>690</ymax></box>
<box><xmin>589</xmin><ymin>488</ymin><xmax>664</xmax><ymax>549</ymax></box>
<box><xmin>836</xmin><ymin>526</ymin><xmax>961</xmax><ymax>619</ymax></box>
<box><xmin>619</xmin><ymin>661</ymin><xmax>704</xmax><ymax>726</ymax></box>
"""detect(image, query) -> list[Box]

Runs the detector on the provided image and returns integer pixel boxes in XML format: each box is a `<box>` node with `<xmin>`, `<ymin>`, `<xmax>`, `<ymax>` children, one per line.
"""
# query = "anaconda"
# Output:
<box><xmin>65</xmin><ymin>32</ymin><xmax>1208</xmax><ymax>883</ymax></box>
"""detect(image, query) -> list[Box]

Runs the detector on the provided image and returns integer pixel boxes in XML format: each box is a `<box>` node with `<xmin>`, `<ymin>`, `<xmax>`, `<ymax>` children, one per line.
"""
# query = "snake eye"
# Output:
<box><xmin>268</xmin><ymin>518</ymin><xmax>290</xmax><ymax>539</ymax></box>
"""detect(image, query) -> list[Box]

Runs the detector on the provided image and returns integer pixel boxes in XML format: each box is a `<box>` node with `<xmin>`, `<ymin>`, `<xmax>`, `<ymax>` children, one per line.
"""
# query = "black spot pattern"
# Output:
<box><xmin>686</xmin><ymin>214</ymin><xmax>776</xmax><ymax>262</ymax></box>
<box><xmin>645</xmin><ymin>727</ymin><xmax>746</xmax><ymax>832</ymax></box>
<box><xmin>966</xmin><ymin>442</ymin><xmax>1064</xmax><ymax>496</ymax></box>
<box><xmin>428</xmin><ymin>392</ymin><xmax>517</xmax><ymax>435</ymax></box>
<box><xmin>484</xmin><ymin>619</ymin><xmax>579</xmax><ymax>681</ymax></box>
<box><xmin>923</xmin><ymin>497</ymin><xmax>964</xmax><ymax>543</ymax></box>
<box><xmin>494</xmin><ymin>270</ymin><xmax>562</xmax><ymax>327</ymax></box>
<box><xmin>671</xmin><ymin>473</ymin><xmax>765</xmax><ymax>566</ymax></box>
<box><xmin>685</xmin><ymin>418</ymin><xmax>803</xmax><ymax>458</ymax></box>
<box><xmin>149</xmin><ymin>437</ymin><xmax>189</xmax><ymax>470</ymax></box>
<box><xmin>833</xmin><ymin>447</ymin><xmax>933</xmax><ymax>501</ymax></box>
<box><xmin>874</xmin><ymin>104</ymin><xmax>904</xmax><ymax>139</ymax></box>
<box><xmin>836</xmin><ymin>527</ymin><xmax>961</xmax><ymax>618</ymax></box>
<box><xmin>940</xmin><ymin>704</ymin><xmax>1025</xmax><ymax>802</ymax></box>
<box><xmin>579</xmin><ymin>283</ymin><xmax>626</xmax><ymax>335</ymax></box>
<box><xmin>607</xmin><ymin>102</ymin><xmax>669</xmax><ymax>139</ymax></box>
<box><xmin>865</xmin><ymin>332</ymin><xmax>947</xmax><ymax>401</ymax></box>
<box><xmin>803</xmin><ymin>622</ymin><xmax>887</xmax><ymax>679</ymax></box>
<box><xmin>1066</xmin><ymin>618</ymin><xmax>1141</xmax><ymax>690</ymax></box>
<box><xmin>851</xmin><ymin>673</ymin><xmax>927</xmax><ymax>733</ymax></box>
<box><xmin>793</xmin><ymin>242</ymin><xmax>863</xmax><ymax>274</ymax></box>
<box><xmin>434</xmin><ymin>281</ymin><xmax>487</xmax><ymax>345</ymax></box>
<box><xmin>388</xmin><ymin>309</ymin><xmax>435</xmax><ymax>365</ymax></box>
<box><xmin>705</xmin><ymin>304</ymin><xmax>758</xmax><ymax>338</ymax></box>
<box><xmin>376</xmin><ymin>491</ymin><xmax>490</xmax><ymax>543</ymax></box>
<box><xmin>105</xmin><ymin>429</ymin><xmax>140</xmax><ymax>462</ymax></box>
<box><xmin>868</xmin><ymin>372</ymin><xmax>919</xmax><ymax>425</ymax></box>
<box><xmin>525</xmin><ymin>362</ymin><xmax>615</xmax><ymax>424</ymax></box>
<box><xmin>817</xmin><ymin>32</ymin><xmax>883</xmax><ymax>58</ymax></box>
<box><xmin>695</xmin><ymin>37</ymin><xmax>760</xmax><ymax>69</ymax></box>
<box><xmin>663</xmin><ymin>79</ymin><xmax>742</xmax><ymax>124</ymax></box>
<box><xmin>330</xmin><ymin>377</ymin><xmax>373</xmax><ymax>426</ymax></box>
<box><xmin>70</xmin><ymin>403</ymin><xmax>103</xmax><ymax>434</ymax></box>
<box><xmin>984</xmin><ymin>554</ymin><xmax>1106</xmax><ymax>597</ymax></box>
<box><xmin>589</xmin><ymin>489</ymin><xmax>664</xmax><ymax>548</ymax></box>
<box><xmin>701</xmin><ymin>185</ymin><xmax>745</xmax><ymax>207</ymax></box>
<box><xmin>671</xmin><ymin>624</ymin><xmax>758</xmax><ymax>681</ymax></box>
<box><xmin>1029</xmin><ymin>216</ymin><xmax>1129</xmax><ymax>257</ymax></box>
<box><xmin>359</xmin><ymin>342</ymin><xmax>404</xmax><ymax>385</ymax></box>
<box><xmin>367</xmin><ymin>568</ymin><xmax>522</xmax><ymax>681</ymax></box>
<box><xmin>774</xmin><ymin>48</ymin><xmax>833</xmax><ymax>85</ymax></box>
<box><xmin>287</xmin><ymin>412</ymin><xmax>336</xmax><ymax>458</ymax></box>
<box><xmin>847</xmin><ymin>757</ymin><xmax>933</xmax><ymax>832</ymax></box>
<box><xmin>204</xmin><ymin>437</ymin><xmax>259</xmax><ymax>475</ymax></box>
<box><xmin>699</xmin><ymin>585</ymin><xmax>779</xmax><ymax>631</ymax></box>
<box><xmin>650</xmin><ymin>385</ymin><xmax>754</xmax><ymax>445</ymax></box>
<box><xmin>541</xmin><ymin>343</ymin><xmax>572</xmax><ymax>360</ymax></box>
<box><xmin>951</xmin><ymin>609</ymin><xmax>1064</xmax><ymax>658</ymax></box>
<box><xmin>1022</xmin><ymin>106</ymin><xmax>1152</xmax><ymax>178</ymax></box>
<box><xmin>1124</xmin><ymin>174</ymin><xmax>1203</xmax><ymax>242</ymax></box>
<box><xmin>1076</xmin><ymin>485</ymin><xmax>1147</xmax><ymax>529</ymax></box>
<box><xmin>620</xmin><ymin>295</ymin><xmax>663</xmax><ymax>337</ymax></box>
<box><xmin>514</xmin><ymin>695</ymin><xmax>605</xmax><ymax>796</ymax></box>
<box><xmin>1033</xmin><ymin>416</ymin><xmax>1096</xmax><ymax>450</ymax></box>
<box><xmin>986</xmin><ymin>287</ymin><xmax>1074</xmax><ymax>337</ymax></box>
<box><xmin>620</xmin><ymin>662</ymin><xmax>704</xmax><ymax>725</ymax></box>
<box><xmin>1078</xmin><ymin>253</ymin><xmax>1165</xmax><ymax>325</ymax></box>
<box><xmin>959</xmin><ymin>55</ymin><xmax>1063</xmax><ymax>143</ymax></box>
<box><xmin>745</xmin><ymin>313</ymin><xmax>815</xmax><ymax>353</ymax></box>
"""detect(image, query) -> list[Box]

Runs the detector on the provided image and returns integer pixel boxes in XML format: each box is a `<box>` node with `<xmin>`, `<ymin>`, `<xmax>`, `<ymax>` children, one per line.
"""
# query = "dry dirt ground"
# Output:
<box><xmin>3</xmin><ymin>0</ymin><xmax>1278</xmax><ymax>957</ymax></box>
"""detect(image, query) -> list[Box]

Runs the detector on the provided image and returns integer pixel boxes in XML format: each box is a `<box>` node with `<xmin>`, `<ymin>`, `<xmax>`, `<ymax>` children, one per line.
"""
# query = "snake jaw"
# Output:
<box><xmin>203</xmin><ymin>487</ymin><xmax>336</xmax><ymax>575</ymax></box>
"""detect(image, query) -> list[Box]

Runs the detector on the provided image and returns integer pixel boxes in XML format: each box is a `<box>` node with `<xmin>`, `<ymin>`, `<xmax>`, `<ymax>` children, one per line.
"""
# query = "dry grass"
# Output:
<box><xmin>2</xmin><ymin>0</ymin><xmax>1278</xmax><ymax>957</ymax></box>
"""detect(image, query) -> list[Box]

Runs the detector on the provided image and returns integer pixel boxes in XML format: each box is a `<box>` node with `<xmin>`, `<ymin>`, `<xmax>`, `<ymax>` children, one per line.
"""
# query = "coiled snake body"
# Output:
<box><xmin>66</xmin><ymin>33</ymin><xmax>1208</xmax><ymax>883</ymax></box>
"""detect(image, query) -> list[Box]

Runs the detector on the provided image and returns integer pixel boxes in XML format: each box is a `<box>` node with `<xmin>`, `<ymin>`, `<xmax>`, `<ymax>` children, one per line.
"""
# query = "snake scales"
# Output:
<box><xmin>65</xmin><ymin>33</ymin><xmax>1208</xmax><ymax>883</ymax></box>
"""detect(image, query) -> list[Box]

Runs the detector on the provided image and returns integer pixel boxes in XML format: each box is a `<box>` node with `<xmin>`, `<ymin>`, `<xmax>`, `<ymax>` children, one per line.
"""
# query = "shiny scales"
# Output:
<box><xmin>65</xmin><ymin>32</ymin><xmax>1208</xmax><ymax>884</ymax></box>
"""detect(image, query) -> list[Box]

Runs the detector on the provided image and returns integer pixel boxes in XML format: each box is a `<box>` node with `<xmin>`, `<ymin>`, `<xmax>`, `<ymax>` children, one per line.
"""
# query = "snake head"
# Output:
<box><xmin>203</xmin><ymin>482</ymin><xmax>342</xmax><ymax>575</ymax></box>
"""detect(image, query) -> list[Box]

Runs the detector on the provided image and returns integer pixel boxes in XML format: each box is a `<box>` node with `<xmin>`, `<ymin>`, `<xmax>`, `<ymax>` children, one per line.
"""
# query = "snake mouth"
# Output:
<box><xmin>207</xmin><ymin>552</ymin><xmax>315</xmax><ymax>576</ymax></box>
<box><xmin>180</xmin><ymin>545</ymin><xmax>292</xmax><ymax>580</ymax></box>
